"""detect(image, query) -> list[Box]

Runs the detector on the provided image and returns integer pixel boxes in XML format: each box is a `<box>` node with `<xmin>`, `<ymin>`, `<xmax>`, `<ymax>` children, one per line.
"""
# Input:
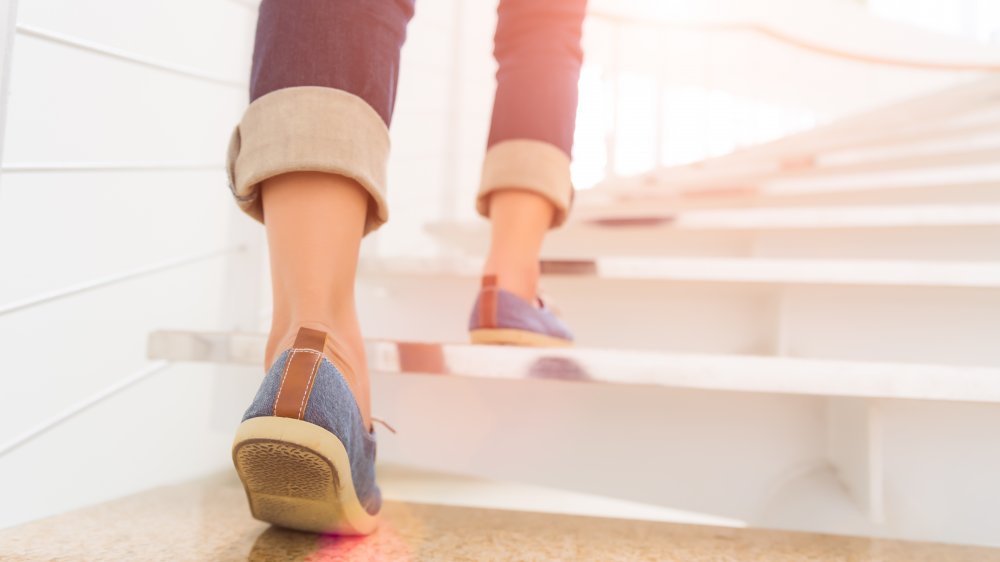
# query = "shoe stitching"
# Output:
<box><xmin>297</xmin><ymin>349</ymin><xmax>323</xmax><ymax>419</ymax></box>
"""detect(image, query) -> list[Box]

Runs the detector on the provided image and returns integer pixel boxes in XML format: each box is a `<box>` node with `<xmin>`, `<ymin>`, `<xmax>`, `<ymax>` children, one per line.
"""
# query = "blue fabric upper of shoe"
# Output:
<box><xmin>467</xmin><ymin>286</ymin><xmax>574</xmax><ymax>341</ymax></box>
<box><xmin>242</xmin><ymin>349</ymin><xmax>382</xmax><ymax>516</ymax></box>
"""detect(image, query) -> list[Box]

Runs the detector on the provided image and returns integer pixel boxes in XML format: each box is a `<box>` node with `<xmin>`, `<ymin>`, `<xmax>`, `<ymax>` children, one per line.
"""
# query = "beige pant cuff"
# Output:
<box><xmin>476</xmin><ymin>139</ymin><xmax>574</xmax><ymax>229</ymax></box>
<box><xmin>226</xmin><ymin>86</ymin><xmax>391</xmax><ymax>236</ymax></box>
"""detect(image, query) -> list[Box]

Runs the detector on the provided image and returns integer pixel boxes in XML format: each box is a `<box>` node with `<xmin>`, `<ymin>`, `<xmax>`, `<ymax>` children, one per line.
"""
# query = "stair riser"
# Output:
<box><xmin>359</xmin><ymin>279</ymin><xmax>1000</xmax><ymax>366</ymax></box>
<box><xmin>371</xmin><ymin>374</ymin><xmax>1000</xmax><ymax>548</ymax></box>
<box><xmin>817</xmin><ymin>131</ymin><xmax>1000</xmax><ymax>168</ymax></box>
<box><xmin>584</xmin><ymin>180</ymin><xmax>1000</xmax><ymax>210</ymax></box>
<box><xmin>434</xmin><ymin>227</ymin><xmax>1000</xmax><ymax>261</ymax></box>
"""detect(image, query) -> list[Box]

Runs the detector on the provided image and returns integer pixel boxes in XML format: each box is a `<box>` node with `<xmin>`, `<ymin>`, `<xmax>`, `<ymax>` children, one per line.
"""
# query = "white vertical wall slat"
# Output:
<box><xmin>0</xmin><ymin>0</ymin><xmax>19</xmax><ymax>171</ymax></box>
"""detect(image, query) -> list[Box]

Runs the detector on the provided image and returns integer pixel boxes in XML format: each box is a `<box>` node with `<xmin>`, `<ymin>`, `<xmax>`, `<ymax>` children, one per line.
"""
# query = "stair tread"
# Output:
<box><xmin>360</xmin><ymin>256</ymin><xmax>1000</xmax><ymax>288</ymax></box>
<box><xmin>816</xmin><ymin>130</ymin><xmax>1000</xmax><ymax>168</ymax></box>
<box><xmin>590</xmin><ymin>162</ymin><xmax>1000</xmax><ymax>201</ymax></box>
<box><xmin>429</xmin><ymin>204</ymin><xmax>1000</xmax><ymax>232</ymax></box>
<box><xmin>148</xmin><ymin>331</ymin><xmax>1000</xmax><ymax>404</ymax></box>
<box><xmin>2</xmin><ymin>471</ymin><xmax>997</xmax><ymax>561</ymax></box>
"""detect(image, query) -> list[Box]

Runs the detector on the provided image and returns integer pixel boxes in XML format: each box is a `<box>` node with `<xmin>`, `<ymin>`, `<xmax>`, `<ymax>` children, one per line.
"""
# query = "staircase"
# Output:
<box><xmin>137</xmin><ymin>76</ymin><xmax>1000</xmax><ymax>550</ymax></box>
<box><xmin>4</xmin><ymin>0</ymin><xmax>1000</xmax><ymax>557</ymax></box>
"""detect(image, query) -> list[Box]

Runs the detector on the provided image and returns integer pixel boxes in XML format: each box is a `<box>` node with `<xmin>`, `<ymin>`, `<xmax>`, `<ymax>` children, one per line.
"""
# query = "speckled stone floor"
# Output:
<box><xmin>1</xmin><ymin>472</ymin><xmax>998</xmax><ymax>561</ymax></box>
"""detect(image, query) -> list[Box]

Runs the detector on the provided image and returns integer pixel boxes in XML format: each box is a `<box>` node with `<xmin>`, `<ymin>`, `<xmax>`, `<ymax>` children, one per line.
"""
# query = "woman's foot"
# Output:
<box><xmin>234</xmin><ymin>326</ymin><xmax>382</xmax><ymax>535</ymax></box>
<box><xmin>468</xmin><ymin>273</ymin><xmax>574</xmax><ymax>346</ymax></box>
<box><xmin>474</xmin><ymin>188</ymin><xmax>572</xmax><ymax>345</ymax></box>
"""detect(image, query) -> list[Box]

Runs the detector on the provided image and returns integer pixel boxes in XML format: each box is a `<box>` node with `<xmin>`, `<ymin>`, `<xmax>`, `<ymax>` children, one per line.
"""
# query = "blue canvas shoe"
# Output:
<box><xmin>468</xmin><ymin>274</ymin><xmax>574</xmax><ymax>347</ymax></box>
<box><xmin>232</xmin><ymin>327</ymin><xmax>381</xmax><ymax>535</ymax></box>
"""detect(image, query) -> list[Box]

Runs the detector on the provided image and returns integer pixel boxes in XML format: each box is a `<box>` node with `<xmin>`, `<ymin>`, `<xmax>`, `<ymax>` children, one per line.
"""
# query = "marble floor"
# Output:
<box><xmin>1</xmin><ymin>471</ymin><xmax>999</xmax><ymax>562</ymax></box>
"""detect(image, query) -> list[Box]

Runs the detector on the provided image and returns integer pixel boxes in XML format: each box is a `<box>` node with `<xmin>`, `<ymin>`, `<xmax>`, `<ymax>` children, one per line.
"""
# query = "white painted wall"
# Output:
<box><xmin>0</xmin><ymin>0</ymin><xmax>254</xmax><ymax>529</ymax></box>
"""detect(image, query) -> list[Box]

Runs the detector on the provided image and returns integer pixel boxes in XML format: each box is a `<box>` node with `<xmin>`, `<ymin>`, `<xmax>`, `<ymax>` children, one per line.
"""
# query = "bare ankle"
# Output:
<box><xmin>266</xmin><ymin>319</ymin><xmax>349</xmax><ymax>368</ymax></box>
<box><xmin>482</xmin><ymin>261</ymin><xmax>541</xmax><ymax>305</ymax></box>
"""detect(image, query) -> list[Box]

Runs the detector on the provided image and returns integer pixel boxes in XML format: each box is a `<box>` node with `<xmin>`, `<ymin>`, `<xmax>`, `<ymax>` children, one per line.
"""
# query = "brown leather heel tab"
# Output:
<box><xmin>273</xmin><ymin>327</ymin><xmax>329</xmax><ymax>419</ymax></box>
<box><xmin>478</xmin><ymin>276</ymin><xmax>498</xmax><ymax>328</ymax></box>
<box><xmin>293</xmin><ymin>326</ymin><xmax>327</xmax><ymax>351</ymax></box>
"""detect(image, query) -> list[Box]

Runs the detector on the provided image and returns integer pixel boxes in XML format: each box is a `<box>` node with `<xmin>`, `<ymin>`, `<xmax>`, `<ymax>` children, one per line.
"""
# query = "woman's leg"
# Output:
<box><xmin>262</xmin><ymin>172</ymin><xmax>371</xmax><ymax>427</ymax></box>
<box><xmin>478</xmin><ymin>0</ymin><xmax>588</xmax><ymax>303</ymax></box>
<box><xmin>226</xmin><ymin>0</ymin><xmax>415</xmax><ymax>430</ymax></box>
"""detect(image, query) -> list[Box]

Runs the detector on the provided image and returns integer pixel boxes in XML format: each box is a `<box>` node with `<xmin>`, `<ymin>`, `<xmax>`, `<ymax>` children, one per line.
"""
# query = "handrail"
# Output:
<box><xmin>0</xmin><ymin>360</ymin><xmax>171</xmax><ymax>458</ymax></box>
<box><xmin>0</xmin><ymin>245</ymin><xmax>244</xmax><ymax>317</ymax></box>
<box><xmin>16</xmin><ymin>24</ymin><xmax>246</xmax><ymax>88</ymax></box>
<box><xmin>588</xmin><ymin>11</ymin><xmax>1000</xmax><ymax>73</ymax></box>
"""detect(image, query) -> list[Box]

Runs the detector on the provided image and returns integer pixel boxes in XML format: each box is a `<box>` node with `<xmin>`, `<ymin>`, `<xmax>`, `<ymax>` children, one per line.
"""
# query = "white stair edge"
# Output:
<box><xmin>359</xmin><ymin>256</ymin><xmax>1000</xmax><ymax>289</ymax></box>
<box><xmin>590</xmin><ymin>162</ymin><xmax>1000</xmax><ymax>200</ymax></box>
<box><xmin>763</xmin><ymin>164</ymin><xmax>1000</xmax><ymax>195</ymax></box>
<box><xmin>428</xmin><ymin>204</ymin><xmax>1000</xmax><ymax>233</ymax></box>
<box><xmin>817</xmin><ymin>116</ymin><xmax>1000</xmax><ymax>165</ymax></box>
<box><xmin>818</xmin><ymin>130</ymin><xmax>1000</xmax><ymax>168</ymax></box>
<box><xmin>377</xmin><ymin>464</ymin><xmax>746</xmax><ymax>528</ymax></box>
<box><xmin>807</xmin><ymin>145</ymin><xmax>999</xmax><ymax>176</ymax></box>
<box><xmin>148</xmin><ymin>331</ymin><xmax>1000</xmax><ymax>404</ymax></box>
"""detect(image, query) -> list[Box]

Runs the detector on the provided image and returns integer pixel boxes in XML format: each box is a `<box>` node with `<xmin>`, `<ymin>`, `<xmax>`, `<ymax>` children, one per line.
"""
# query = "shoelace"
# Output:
<box><xmin>371</xmin><ymin>416</ymin><xmax>397</xmax><ymax>434</ymax></box>
<box><xmin>536</xmin><ymin>289</ymin><xmax>560</xmax><ymax>314</ymax></box>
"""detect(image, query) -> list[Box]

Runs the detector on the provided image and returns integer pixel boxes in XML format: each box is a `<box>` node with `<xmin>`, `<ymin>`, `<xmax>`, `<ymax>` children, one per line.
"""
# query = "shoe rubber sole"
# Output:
<box><xmin>232</xmin><ymin>416</ymin><xmax>378</xmax><ymax>535</ymax></box>
<box><xmin>469</xmin><ymin>328</ymin><xmax>573</xmax><ymax>347</ymax></box>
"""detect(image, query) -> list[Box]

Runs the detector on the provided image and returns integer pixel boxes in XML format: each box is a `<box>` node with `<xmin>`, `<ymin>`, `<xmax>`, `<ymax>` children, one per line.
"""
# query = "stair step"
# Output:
<box><xmin>2</xmin><ymin>470</ymin><xmax>997</xmax><ymax>560</ymax></box>
<box><xmin>829</xmin><ymin>144</ymin><xmax>1000</xmax><ymax>173</ymax></box>
<box><xmin>360</xmin><ymin>256</ymin><xmax>1000</xmax><ymax>289</ymax></box>
<box><xmin>434</xmin><ymin>205</ymin><xmax>1000</xmax><ymax>232</ymax></box>
<box><xmin>763</xmin><ymin>163</ymin><xmax>1000</xmax><ymax>196</ymax></box>
<box><xmin>590</xmin><ymin>162</ymin><xmax>1000</xmax><ymax>204</ymax></box>
<box><xmin>579</xmin><ymin>204</ymin><xmax>1000</xmax><ymax>229</ymax></box>
<box><xmin>147</xmin><ymin>331</ymin><xmax>1000</xmax><ymax>404</ymax></box>
<box><xmin>427</xmin><ymin>206</ymin><xmax>1000</xmax><ymax>260</ymax></box>
<box><xmin>376</xmin><ymin>464</ymin><xmax>742</xmax><ymax>527</ymax></box>
<box><xmin>817</xmin><ymin>130</ymin><xmax>1000</xmax><ymax>168</ymax></box>
<box><xmin>585</xmin><ymin>181</ymin><xmax>1000</xmax><ymax>212</ymax></box>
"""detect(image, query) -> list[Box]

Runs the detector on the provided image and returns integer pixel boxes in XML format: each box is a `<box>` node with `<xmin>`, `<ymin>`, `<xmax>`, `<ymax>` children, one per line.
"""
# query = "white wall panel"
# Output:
<box><xmin>0</xmin><ymin>0</ymin><xmax>258</xmax><ymax>529</ymax></box>
<box><xmin>0</xmin><ymin>0</ymin><xmax>18</xmax><ymax>164</ymax></box>
<box><xmin>0</xmin><ymin>257</ymin><xmax>232</xmax><ymax>444</ymax></box>
<box><xmin>0</xmin><ymin>362</ymin><xmax>249</xmax><ymax>529</ymax></box>
<box><xmin>3</xmin><ymin>33</ymin><xmax>243</xmax><ymax>164</ymax></box>
<box><xmin>16</xmin><ymin>0</ymin><xmax>254</xmax><ymax>83</ymax></box>
<box><xmin>0</xmin><ymin>170</ymin><xmax>233</xmax><ymax>303</ymax></box>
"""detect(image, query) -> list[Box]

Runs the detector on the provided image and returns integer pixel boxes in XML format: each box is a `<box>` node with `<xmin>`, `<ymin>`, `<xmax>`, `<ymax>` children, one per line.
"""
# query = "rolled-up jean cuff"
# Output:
<box><xmin>476</xmin><ymin>139</ymin><xmax>574</xmax><ymax>229</ymax></box>
<box><xmin>225</xmin><ymin>86</ymin><xmax>391</xmax><ymax>236</ymax></box>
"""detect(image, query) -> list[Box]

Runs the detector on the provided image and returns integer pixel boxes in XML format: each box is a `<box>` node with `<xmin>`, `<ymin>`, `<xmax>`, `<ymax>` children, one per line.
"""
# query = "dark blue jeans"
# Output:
<box><xmin>228</xmin><ymin>0</ymin><xmax>586</xmax><ymax>235</ymax></box>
